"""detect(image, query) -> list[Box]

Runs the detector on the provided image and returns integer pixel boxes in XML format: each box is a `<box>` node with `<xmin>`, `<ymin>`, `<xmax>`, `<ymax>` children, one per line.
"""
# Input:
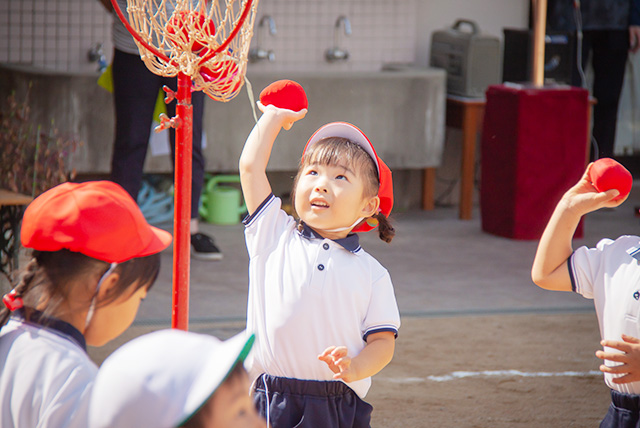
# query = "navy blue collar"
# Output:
<box><xmin>13</xmin><ymin>308</ymin><xmax>87</xmax><ymax>351</ymax></box>
<box><xmin>297</xmin><ymin>222</ymin><xmax>361</xmax><ymax>253</ymax></box>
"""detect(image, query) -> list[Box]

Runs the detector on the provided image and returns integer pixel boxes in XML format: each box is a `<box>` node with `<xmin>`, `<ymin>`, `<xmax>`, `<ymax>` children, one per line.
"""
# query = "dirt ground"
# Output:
<box><xmin>89</xmin><ymin>311</ymin><xmax>610</xmax><ymax>428</ymax></box>
<box><xmin>367</xmin><ymin>313</ymin><xmax>609</xmax><ymax>428</ymax></box>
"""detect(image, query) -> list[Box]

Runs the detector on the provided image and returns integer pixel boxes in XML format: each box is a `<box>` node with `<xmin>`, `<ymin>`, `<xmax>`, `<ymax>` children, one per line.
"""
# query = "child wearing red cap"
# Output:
<box><xmin>239</xmin><ymin>99</ymin><xmax>400</xmax><ymax>427</ymax></box>
<box><xmin>0</xmin><ymin>181</ymin><xmax>172</xmax><ymax>428</ymax></box>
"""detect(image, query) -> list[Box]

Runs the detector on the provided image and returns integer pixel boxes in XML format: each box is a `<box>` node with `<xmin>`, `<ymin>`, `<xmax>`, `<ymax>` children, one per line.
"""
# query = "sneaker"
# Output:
<box><xmin>190</xmin><ymin>233</ymin><xmax>223</xmax><ymax>261</ymax></box>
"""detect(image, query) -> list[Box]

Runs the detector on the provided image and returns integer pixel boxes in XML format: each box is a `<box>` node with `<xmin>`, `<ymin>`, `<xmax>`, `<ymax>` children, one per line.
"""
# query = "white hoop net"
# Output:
<box><xmin>120</xmin><ymin>0</ymin><xmax>259</xmax><ymax>101</ymax></box>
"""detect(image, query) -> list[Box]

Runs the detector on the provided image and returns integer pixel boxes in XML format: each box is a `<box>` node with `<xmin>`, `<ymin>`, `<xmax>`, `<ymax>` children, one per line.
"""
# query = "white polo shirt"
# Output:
<box><xmin>0</xmin><ymin>312</ymin><xmax>97</xmax><ymax>428</ymax></box>
<box><xmin>570</xmin><ymin>235</ymin><xmax>640</xmax><ymax>394</ymax></box>
<box><xmin>243</xmin><ymin>194</ymin><xmax>400</xmax><ymax>398</ymax></box>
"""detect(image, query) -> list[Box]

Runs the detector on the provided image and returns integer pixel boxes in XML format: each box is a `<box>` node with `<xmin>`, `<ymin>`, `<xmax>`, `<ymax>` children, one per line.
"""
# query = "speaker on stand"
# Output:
<box><xmin>502</xmin><ymin>28</ymin><xmax>575</xmax><ymax>85</ymax></box>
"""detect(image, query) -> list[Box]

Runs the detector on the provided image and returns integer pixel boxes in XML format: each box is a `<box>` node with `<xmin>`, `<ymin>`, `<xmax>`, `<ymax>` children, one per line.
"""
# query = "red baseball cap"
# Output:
<box><xmin>21</xmin><ymin>181</ymin><xmax>172</xmax><ymax>263</ymax></box>
<box><xmin>304</xmin><ymin>122</ymin><xmax>393</xmax><ymax>233</ymax></box>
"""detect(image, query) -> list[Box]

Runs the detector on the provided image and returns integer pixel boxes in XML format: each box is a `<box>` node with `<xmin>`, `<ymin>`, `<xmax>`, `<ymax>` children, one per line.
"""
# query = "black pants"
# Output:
<box><xmin>572</xmin><ymin>30</ymin><xmax>629</xmax><ymax>159</ymax></box>
<box><xmin>600</xmin><ymin>390</ymin><xmax>640</xmax><ymax>428</ymax></box>
<box><xmin>253</xmin><ymin>374</ymin><xmax>373</xmax><ymax>428</ymax></box>
<box><xmin>111</xmin><ymin>49</ymin><xmax>206</xmax><ymax>219</ymax></box>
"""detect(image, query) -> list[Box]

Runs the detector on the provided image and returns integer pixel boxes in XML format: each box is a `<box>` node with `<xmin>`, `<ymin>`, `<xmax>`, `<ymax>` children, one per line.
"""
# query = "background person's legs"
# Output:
<box><xmin>573</xmin><ymin>30</ymin><xmax>629</xmax><ymax>159</ymax></box>
<box><xmin>590</xmin><ymin>30</ymin><xmax>629</xmax><ymax>159</ymax></box>
<box><xmin>111</xmin><ymin>49</ymin><xmax>161</xmax><ymax>200</ymax></box>
<box><xmin>112</xmin><ymin>50</ymin><xmax>221</xmax><ymax>260</ymax></box>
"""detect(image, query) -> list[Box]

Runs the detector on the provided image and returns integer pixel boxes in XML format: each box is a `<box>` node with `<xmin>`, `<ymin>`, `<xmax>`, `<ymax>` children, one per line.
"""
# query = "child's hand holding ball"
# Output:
<box><xmin>258</xmin><ymin>80</ymin><xmax>308</xmax><ymax>130</ymax></box>
<box><xmin>588</xmin><ymin>158</ymin><xmax>633</xmax><ymax>202</ymax></box>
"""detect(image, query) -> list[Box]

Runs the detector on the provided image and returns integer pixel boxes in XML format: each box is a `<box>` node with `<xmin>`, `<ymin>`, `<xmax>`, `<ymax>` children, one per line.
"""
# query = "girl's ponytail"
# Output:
<box><xmin>372</xmin><ymin>212</ymin><xmax>395</xmax><ymax>243</ymax></box>
<box><xmin>0</xmin><ymin>256</ymin><xmax>39</xmax><ymax>328</ymax></box>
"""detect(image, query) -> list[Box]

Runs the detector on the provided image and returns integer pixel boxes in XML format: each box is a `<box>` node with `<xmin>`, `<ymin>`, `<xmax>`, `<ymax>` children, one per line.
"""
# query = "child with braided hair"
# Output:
<box><xmin>239</xmin><ymin>95</ymin><xmax>400</xmax><ymax>427</ymax></box>
<box><xmin>0</xmin><ymin>181</ymin><xmax>171</xmax><ymax>428</ymax></box>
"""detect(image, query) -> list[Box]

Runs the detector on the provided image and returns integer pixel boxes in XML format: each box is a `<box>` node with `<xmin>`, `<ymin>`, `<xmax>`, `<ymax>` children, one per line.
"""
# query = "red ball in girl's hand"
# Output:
<box><xmin>259</xmin><ymin>80</ymin><xmax>308</xmax><ymax>112</ymax></box>
<box><xmin>588</xmin><ymin>158</ymin><xmax>633</xmax><ymax>201</ymax></box>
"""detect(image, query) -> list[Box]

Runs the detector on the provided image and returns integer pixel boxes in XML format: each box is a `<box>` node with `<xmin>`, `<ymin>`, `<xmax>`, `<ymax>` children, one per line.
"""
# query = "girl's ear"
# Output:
<box><xmin>97</xmin><ymin>273</ymin><xmax>120</xmax><ymax>301</ymax></box>
<box><xmin>361</xmin><ymin>195</ymin><xmax>380</xmax><ymax>218</ymax></box>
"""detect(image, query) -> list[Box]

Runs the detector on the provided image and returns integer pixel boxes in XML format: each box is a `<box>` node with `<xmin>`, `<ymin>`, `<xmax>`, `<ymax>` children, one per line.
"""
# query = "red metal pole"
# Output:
<box><xmin>172</xmin><ymin>72</ymin><xmax>193</xmax><ymax>330</ymax></box>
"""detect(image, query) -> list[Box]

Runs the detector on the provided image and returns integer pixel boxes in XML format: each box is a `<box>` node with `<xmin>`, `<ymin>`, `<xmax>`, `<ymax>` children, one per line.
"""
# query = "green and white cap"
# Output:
<box><xmin>89</xmin><ymin>329</ymin><xmax>254</xmax><ymax>428</ymax></box>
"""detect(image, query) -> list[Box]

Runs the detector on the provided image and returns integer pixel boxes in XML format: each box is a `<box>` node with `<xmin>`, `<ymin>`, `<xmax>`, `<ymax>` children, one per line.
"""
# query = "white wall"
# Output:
<box><xmin>415</xmin><ymin>0</ymin><xmax>530</xmax><ymax>66</ymax></box>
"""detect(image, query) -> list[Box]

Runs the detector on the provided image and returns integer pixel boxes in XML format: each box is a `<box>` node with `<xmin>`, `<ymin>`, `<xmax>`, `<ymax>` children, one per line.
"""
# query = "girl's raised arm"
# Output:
<box><xmin>239</xmin><ymin>102</ymin><xmax>306</xmax><ymax>215</ymax></box>
<box><xmin>531</xmin><ymin>165</ymin><xmax>622</xmax><ymax>291</ymax></box>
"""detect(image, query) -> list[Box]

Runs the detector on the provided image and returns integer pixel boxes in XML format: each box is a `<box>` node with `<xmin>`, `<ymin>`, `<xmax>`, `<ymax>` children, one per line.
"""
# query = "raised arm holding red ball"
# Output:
<box><xmin>531</xmin><ymin>159</ymin><xmax>640</xmax><ymax>427</ymax></box>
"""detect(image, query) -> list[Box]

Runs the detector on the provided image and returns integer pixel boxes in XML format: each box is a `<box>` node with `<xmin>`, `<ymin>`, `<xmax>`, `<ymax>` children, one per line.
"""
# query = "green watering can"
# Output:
<box><xmin>199</xmin><ymin>175</ymin><xmax>246</xmax><ymax>225</ymax></box>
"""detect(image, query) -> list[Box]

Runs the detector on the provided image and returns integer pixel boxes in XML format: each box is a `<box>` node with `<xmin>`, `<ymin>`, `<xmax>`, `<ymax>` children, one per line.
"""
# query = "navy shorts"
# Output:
<box><xmin>600</xmin><ymin>390</ymin><xmax>640</xmax><ymax>428</ymax></box>
<box><xmin>253</xmin><ymin>374</ymin><xmax>373</xmax><ymax>428</ymax></box>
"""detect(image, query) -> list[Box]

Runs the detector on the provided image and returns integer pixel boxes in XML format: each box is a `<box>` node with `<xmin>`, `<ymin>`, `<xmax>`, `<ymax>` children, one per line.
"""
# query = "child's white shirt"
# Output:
<box><xmin>571</xmin><ymin>234</ymin><xmax>640</xmax><ymax>394</ymax></box>
<box><xmin>243</xmin><ymin>194</ymin><xmax>401</xmax><ymax>398</ymax></box>
<box><xmin>0</xmin><ymin>316</ymin><xmax>97</xmax><ymax>428</ymax></box>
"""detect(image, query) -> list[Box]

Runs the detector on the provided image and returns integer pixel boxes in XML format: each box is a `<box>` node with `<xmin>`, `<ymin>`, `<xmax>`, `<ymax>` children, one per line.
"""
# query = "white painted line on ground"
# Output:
<box><xmin>380</xmin><ymin>370</ymin><xmax>603</xmax><ymax>383</ymax></box>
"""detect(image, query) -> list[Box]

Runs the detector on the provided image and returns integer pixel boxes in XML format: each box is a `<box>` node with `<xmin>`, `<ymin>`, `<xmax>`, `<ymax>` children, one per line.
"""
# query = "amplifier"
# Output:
<box><xmin>429</xmin><ymin>19</ymin><xmax>501</xmax><ymax>98</ymax></box>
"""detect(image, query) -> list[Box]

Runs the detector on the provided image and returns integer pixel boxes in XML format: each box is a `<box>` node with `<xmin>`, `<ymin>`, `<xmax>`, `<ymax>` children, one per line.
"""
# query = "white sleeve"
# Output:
<box><xmin>569</xmin><ymin>238</ymin><xmax>617</xmax><ymax>299</ymax></box>
<box><xmin>362</xmin><ymin>270</ymin><xmax>401</xmax><ymax>341</ymax></box>
<box><xmin>243</xmin><ymin>193</ymin><xmax>296</xmax><ymax>258</ymax></box>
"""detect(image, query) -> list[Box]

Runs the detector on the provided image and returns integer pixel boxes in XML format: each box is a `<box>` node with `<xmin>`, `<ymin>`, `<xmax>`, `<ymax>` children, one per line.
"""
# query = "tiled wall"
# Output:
<box><xmin>248</xmin><ymin>0</ymin><xmax>417</xmax><ymax>72</ymax></box>
<box><xmin>0</xmin><ymin>0</ymin><xmax>111</xmax><ymax>73</ymax></box>
<box><xmin>0</xmin><ymin>0</ymin><xmax>416</xmax><ymax>74</ymax></box>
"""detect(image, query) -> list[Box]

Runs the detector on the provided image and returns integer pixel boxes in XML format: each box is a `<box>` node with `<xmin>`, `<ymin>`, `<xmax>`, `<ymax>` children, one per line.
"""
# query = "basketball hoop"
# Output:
<box><xmin>113</xmin><ymin>0</ymin><xmax>258</xmax><ymax>101</ymax></box>
<box><xmin>110</xmin><ymin>0</ymin><xmax>259</xmax><ymax>330</ymax></box>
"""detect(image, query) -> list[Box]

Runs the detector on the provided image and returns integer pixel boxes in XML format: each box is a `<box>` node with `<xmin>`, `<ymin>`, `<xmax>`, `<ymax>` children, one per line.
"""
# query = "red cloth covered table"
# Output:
<box><xmin>480</xmin><ymin>84</ymin><xmax>590</xmax><ymax>240</ymax></box>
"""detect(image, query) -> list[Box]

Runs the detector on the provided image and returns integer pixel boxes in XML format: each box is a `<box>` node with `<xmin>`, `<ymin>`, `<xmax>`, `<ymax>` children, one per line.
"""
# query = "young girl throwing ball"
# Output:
<box><xmin>239</xmin><ymin>90</ymin><xmax>400</xmax><ymax>427</ymax></box>
<box><xmin>0</xmin><ymin>180</ymin><xmax>172</xmax><ymax>428</ymax></box>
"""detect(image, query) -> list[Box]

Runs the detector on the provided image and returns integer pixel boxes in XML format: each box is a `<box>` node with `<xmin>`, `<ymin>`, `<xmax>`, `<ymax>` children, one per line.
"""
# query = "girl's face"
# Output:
<box><xmin>84</xmin><ymin>280</ymin><xmax>148</xmax><ymax>347</ymax></box>
<box><xmin>294</xmin><ymin>161</ymin><xmax>379</xmax><ymax>240</ymax></box>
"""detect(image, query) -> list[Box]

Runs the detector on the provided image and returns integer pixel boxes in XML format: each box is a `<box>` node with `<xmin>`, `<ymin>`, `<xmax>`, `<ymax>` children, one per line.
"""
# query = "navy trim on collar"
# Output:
<box><xmin>13</xmin><ymin>308</ymin><xmax>87</xmax><ymax>351</ymax></box>
<box><xmin>297</xmin><ymin>222</ymin><xmax>361</xmax><ymax>253</ymax></box>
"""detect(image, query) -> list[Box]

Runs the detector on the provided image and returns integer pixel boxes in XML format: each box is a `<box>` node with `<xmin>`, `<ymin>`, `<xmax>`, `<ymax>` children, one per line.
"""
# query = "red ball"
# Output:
<box><xmin>200</xmin><ymin>59</ymin><xmax>242</xmax><ymax>93</ymax></box>
<box><xmin>259</xmin><ymin>80</ymin><xmax>308</xmax><ymax>112</ymax></box>
<box><xmin>166</xmin><ymin>10</ymin><xmax>215</xmax><ymax>54</ymax></box>
<box><xmin>589</xmin><ymin>158</ymin><xmax>633</xmax><ymax>201</ymax></box>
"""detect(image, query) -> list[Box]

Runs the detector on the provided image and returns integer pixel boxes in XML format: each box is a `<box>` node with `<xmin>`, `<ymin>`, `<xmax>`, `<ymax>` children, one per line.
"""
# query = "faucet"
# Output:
<box><xmin>325</xmin><ymin>16</ymin><xmax>351</xmax><ymax>62</ymax></box>
<box><xmin>87</xmin><ymin>43</ymin><xmax>107</xmax><ymax>72</ymax></box>
<box><xmin>249</xmin><ymin>15</ymin><xmax>277</xmax><ymax>63</ymax></box>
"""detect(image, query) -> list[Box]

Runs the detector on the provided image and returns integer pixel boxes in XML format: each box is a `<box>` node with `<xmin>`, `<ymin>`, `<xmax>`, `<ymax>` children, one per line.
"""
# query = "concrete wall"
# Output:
<box><xmin>0</xmin><ymin>65</ymin><xmax>445</xmax><ymax>171</ymax></box>
<box><xmin>0</xmin><ymin>65</ymin><xmax>445</xmax><ymax>210</ymax></box>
